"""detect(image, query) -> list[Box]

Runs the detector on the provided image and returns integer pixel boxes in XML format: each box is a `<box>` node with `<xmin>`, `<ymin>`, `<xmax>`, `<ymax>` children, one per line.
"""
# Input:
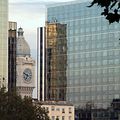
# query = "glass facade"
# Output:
<box><xmin>37</xmin><ymin>23</ymin><xmax>67</xmax><ymax>101</ymax></box>
<box><xmin>8</xmin><ymin>22</ymin><xmax>17</xmax><ymax>92</ymax></box>
<box><xmin>0</xmin><ymin>0</ymin><xmax>8</xmax><ymax>88</ymax></box>
<box><xmin>47</xmin><ymin>1</ymin><xmax>120</xmax><ymax>107</ymax></box>
<box><xmin>46</xmin><ymin>22</ymin><xmax>67</xmax><ymax>101</ymax></box>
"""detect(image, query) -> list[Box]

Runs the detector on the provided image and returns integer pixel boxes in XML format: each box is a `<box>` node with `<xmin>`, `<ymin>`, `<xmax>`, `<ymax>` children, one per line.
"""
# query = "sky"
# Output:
<box><xmin>9</xmin><ymin>0</ymin><xmax>76</xmax><ymax>52</ymax></box>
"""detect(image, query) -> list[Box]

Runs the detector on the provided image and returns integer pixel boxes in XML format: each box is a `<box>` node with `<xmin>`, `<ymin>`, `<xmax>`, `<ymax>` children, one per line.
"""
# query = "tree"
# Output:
<box><xmin>34</xmin><ymin>102</ymin><xmax>50</xmax><ymax>120</ymax></box>
<box><xmin>0</xmin><ymin>88</ymin><xmax>50</xmax><ymax>120</ymax></box>
<box><xmin>88</xmin><ymin>0</ymin><xmax>120</xmax><ymax>23</ymax></box>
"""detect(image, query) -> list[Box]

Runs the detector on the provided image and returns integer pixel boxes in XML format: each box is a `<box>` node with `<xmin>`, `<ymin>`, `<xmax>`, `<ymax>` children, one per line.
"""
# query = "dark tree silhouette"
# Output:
<box><xmin>0</xmin><ymin>88</ymin><xmax>50</xmax><ymax>120</ymax></box>
<box><xmin>88</xmin><ymin>0</ymin><xmax>120</xmax><ymax>23</ymax></box>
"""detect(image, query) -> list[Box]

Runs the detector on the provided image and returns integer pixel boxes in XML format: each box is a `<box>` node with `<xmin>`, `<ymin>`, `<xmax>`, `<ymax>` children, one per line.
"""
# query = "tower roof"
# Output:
<box><xmin>17</xmin><ymin>27</ymin><xmax>30</xmax><ymax>57</ymax></box>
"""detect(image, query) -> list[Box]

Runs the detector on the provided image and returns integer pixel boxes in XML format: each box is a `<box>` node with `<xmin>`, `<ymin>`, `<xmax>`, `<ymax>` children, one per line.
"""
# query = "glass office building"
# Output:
<box><xmin>37</xmin><ymin>23</ymin><xmax>67</xmax><ymax>101</ymax></box>
<box><xmin>0</xmin><ymin>0</ymin><xmax>8</xmax><ymax>88</ymax></box>
<box><xmin>8</xmin><ymin>22</ymin><xmax>17</xmax><ymax>92</ymax></box>
<box><xmin>46</xmin><ymin>22</ymin><xmax>67</xmax><ymax>101</ymax></box>
<box><xmin>47</xmin><ymin>1</ymin><xmax>120</xmax><ymax>107</ymax></box>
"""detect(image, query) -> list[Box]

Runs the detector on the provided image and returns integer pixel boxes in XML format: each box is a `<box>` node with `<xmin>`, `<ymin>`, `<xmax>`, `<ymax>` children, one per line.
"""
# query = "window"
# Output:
<box><xmin>56</xmin><ymin>116</ymin><xmax>59</xmax><ymax>119</ymax></box>
<box><xmin>51</xmin><ymin>106</ymin><xmax>55</xmax><ymax>111</ymax></box>
<box><xmin>46</xmin><ymin>107</ymin><xmax>49</xmax><ymax>112</ymax></box>
<box><xmin>115</xmin><ymin>59</ymin><xmax>119</xmax><ymax>65</ymax></box>
<box><xmin>62</xmin><ymin>116</ymin><xmax>65</xmax><ymax>120</ymax></box>
<box><xmin>62</xmin><ymin>108</ymin><xmax>65</xmax><ymax>113</ymax></box>
<box><xmin>114</xmin><ymin>94</ymin><xmax>119</xmax><ymax>99</ymax></box>
<box><xmin>69</xmin><ymin>116</ymin><xmax>72</xmax><ymax>120</ymax></box>
<box><xmin>114</xmin><ymin>50</ymin><xmax>119</xmax><ymax>56</ymax></box>
<box><xmin>56</xmin><ymin>108</ymin><xmax>60</xmax><ymax>111</ymax></box>
<box><xmin>103</xmin><ymin>60</ymin><xmax>107</xmax><ymax>65</ymax></box>
<box><xmin>103</xmin><ymin>86</ymin><xmax>107</xmax><ymax>91</ymax></box>
<box><xmin>69</xmin><ymin>107</ymin><xmax>72</xmax><ymax>113</ymax></box>
<box><xmin>52</xmin><ymin>116</ymin><xmax>55</xmax><ymax>120</ymax></box>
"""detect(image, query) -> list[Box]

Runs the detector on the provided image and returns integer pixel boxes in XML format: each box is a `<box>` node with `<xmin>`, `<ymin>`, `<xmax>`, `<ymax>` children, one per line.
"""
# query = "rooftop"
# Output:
<box><xmin>46</xmin><ymin>0</ymin><xmax>91</xmax><ymax>8</ymax></box>
<box><xmin>33</xmin><ymin>100</ymin><xmax>74</xmax><ymax>106</ymax></box>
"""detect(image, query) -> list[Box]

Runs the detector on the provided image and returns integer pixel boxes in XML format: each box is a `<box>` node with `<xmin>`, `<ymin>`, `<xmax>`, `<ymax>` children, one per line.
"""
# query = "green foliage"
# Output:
<box><xmin>88</xmin><ymin>0</ymin><xmax>120</xmax><ymax>23</ymax></box>
<box><xmin>0</xmin><ymin>88</ymin><xmax>50</xmax><ymax>120</ymax></box>
<box><xmin>34</xmin><ymin>103</ymin><xmax>50</xmax><ymax>120</ymax></box>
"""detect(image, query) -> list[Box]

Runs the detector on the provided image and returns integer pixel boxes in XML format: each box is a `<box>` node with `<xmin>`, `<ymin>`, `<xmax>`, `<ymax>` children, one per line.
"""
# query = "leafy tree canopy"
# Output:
<box><xmin>0</xmin><ymin>88</ymin><xmax>50</xmax><ymax>120</ymax></box>
<box><xmin>88</xmin><ymin>0</ymin><xmax>120</xmax><ymax>23</ymax></box>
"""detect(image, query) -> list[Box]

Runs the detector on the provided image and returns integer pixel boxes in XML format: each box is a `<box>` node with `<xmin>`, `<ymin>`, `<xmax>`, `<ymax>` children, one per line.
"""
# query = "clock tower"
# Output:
<box><xmin>16</xmin><ymin>27</ymin><xmax>35</xmax><ymax>98</ymax></box>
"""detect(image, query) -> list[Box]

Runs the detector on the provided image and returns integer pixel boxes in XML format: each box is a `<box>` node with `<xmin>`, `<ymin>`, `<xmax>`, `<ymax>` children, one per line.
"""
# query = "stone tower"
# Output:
<box><xmin>16</xmin><ymin>27</ymin><xmax>35</xmax><ymax>98</ymax></box>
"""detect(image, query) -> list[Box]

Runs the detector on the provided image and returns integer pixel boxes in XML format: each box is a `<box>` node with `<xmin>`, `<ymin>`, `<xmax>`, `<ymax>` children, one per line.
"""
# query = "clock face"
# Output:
<box><xmin>23</xmin><ymin>68</ymin><xmax>32</xmax><ymax>81</ymax></box>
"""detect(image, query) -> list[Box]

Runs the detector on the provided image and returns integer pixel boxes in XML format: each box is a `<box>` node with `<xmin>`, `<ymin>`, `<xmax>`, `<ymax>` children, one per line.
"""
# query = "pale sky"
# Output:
<box><xmin>9</xmin><ymin>0</ymin><xmax>76</xmax><ymax>51</ymax></box>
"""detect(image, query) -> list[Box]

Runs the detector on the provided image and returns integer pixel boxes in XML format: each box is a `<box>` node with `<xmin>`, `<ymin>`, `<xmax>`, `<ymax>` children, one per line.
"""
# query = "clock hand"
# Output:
<box><xmin>23</xmin><ymin>72</ymin><xmax>27</xmax><ymax>76</ymax></box>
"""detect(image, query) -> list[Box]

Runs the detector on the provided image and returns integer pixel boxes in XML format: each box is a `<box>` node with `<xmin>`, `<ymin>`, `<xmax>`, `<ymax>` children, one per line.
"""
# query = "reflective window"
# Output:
<box><xmin>47</xmin><ymin>1</ymin><xmax>120</xmax><ymax>107</ymax></box>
